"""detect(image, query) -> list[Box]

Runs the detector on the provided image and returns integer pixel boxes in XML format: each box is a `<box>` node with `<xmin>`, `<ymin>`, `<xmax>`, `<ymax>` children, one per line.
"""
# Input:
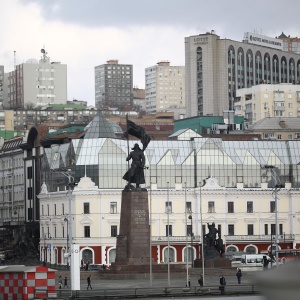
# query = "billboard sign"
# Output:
<box><xmin>244</xmin><ymin>32</ymin><xmax>283</xmax><ymax>51</ymax></box>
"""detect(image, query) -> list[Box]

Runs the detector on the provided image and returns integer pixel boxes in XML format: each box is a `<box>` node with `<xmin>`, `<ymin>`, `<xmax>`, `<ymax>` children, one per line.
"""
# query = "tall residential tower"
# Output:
<box><xmin>95</xmin><ymin>60</ymin><xmax>133</xmax><ymax>110</ymax></box>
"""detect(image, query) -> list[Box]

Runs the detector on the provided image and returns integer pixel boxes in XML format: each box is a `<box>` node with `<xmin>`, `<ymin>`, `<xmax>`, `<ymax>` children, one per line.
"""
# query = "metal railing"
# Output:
<box><xmin>35</xmin><ymin>284</ymin><xmax>261</xmax><ymax>299</ymax></box>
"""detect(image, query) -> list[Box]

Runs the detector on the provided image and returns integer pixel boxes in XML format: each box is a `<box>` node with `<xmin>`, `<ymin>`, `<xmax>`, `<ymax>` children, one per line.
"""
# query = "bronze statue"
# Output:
<box><xmin>205</xmin><ymin>222</ymin><xmax>218</xmax><ymax>247</ymax></box>
<box><xmin>123</xmin><ymin>143</ymin><xmax>145</xmax><ymax>189</ymax></box>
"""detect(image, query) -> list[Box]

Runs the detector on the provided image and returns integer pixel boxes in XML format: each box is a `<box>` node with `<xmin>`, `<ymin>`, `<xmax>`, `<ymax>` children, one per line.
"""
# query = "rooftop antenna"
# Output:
<box><xmin>14</xmin><ymin>50</ymin><xmax>16</xmax><ymax>69</ymax></box>
<box><xmin>40</xmin><ymin>46</ymin><xmax>50</xmax><ymax>63</ymax></box>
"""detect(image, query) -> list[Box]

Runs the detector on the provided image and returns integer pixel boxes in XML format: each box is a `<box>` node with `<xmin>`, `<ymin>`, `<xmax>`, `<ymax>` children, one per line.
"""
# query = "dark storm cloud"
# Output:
<box><xmin>21</xmin><ymin>0</ymin><xmax>300</xmax><ymax>40</ymax></box>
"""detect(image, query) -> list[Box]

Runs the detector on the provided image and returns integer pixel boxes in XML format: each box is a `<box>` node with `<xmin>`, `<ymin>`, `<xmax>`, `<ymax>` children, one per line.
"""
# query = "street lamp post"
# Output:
<box><xmin>263</xmin><ymin>165</ymin><xmax>281</xmax><ymax>268</ymax></box>
<box><xmin>64</xmin><ymin>216</ymin><xmax>69</xmax><ymax>269</ymax></box>
<box><xmin>167</xmin><ymin>182</ymin><xmax>170</xmax><ymax>287</ymax></box>
<box><xmin>188</xmin><ymin>215</ymin><xmax>193</xmax><ymax>268</ymax></box>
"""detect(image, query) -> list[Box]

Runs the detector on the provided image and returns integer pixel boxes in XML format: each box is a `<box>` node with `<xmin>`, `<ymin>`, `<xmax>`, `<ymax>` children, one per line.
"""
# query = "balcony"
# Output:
<box><xmin>224</xmin><ymin>234</ymin><xmax>294</xmax><ymax>243</ymax></box>
<box><xmin>152</xmin><ymin>235</ymin><xmax>201</xmax><ymax>243</ymax></box>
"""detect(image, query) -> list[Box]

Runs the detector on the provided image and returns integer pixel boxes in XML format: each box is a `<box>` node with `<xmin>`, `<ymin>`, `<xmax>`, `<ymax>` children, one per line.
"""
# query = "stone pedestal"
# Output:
<box><xmin>115</xmin><ymin>190</ymin><xmax>150</xmax><ymax>265</ymax></box>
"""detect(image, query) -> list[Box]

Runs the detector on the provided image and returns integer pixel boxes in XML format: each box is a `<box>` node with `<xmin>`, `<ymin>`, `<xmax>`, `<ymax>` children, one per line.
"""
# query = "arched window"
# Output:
<box><xmin>163</xmin><ymin>246</ymin><xmax>176</xmax><ymax>262</ymax></box>
<box><xmin>263</xmin><ymin>53</ymin><xmax>271</xmax><ymax>83</ymax></box>
<box><xmin>228</xmin><ymin>46</ymin><xmax>236</xmax><ymax>110</ymax></box>
<box><xmin>244</xmin><ymin>245</ymin><xmax>257</xmax><ymax>254</ymax></box>
<box><xmin>226</xmin><ymin>245</ymin><xmax>238</xmax><ymax>253</ymax></box>
<box><xmin>54</xmin><ymin>248</ymin><xmax>58</xmax><ymax>265</ymax></box>
<box><xmin>197</xmin><ymin>47</ymin><xmax>203</xmax><ymax>115</ymax></box>
<box><xmin>183</xmin><ymin>246</ymin><xmax>195</xmax><ymax>263</ymax></box>
<box><xmin>255</xmin><ymin>51</ymin><xmax>262</xmax><ymax>85</ymax></box>
<box><xmin>237</xmin><ymin>47</ymin><xmax>245</xmax><ymax>89</ymax></box>
<box><xmin>82</xmin><ymin>248</ymin><xmax>93</xmax><ymax>264</ymax></box>
<box><xmin>108</xmin><ymin>248</ymin><xmax>116</xmax><ymax>264</ymax></box>
<box><xmin>281</xmin><ymin>56</ymin><xmax>287</xmax><ymax>83</ymax></box>
<box><xmin>246</xmin><ymin>49</ymin><xmax>253</xmax><ymax>87</ymax></box>
<box><xmin>297</xmin><ymin>59</ymin><xmax>300</xmax><ymax>84</ymax></box>
<box><xmin>289</xmin><ymin>58</ymin><xmax>295</xmax><ymax>83</ymax></box>
<box><xmin>272</xmin><ymin>55</ymin><xmax>279</xmax><ymax>84</ymax></box>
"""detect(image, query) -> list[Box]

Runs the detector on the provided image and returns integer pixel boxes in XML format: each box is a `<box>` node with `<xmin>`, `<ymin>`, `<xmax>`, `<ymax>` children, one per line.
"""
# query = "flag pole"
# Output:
<box><xmin>126</xmin><ymin>114</ymin><xmax>130</xmax><ymax>173</ymax></box>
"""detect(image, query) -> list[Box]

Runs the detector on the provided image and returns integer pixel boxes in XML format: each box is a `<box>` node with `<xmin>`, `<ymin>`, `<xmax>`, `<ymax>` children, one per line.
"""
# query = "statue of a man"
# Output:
<box><xmin>123</xmin><ymin>143</ymin><xmax>145</xmax><ymax>189</ymax></box>
<box><xmin>206</xmin><ymin>222</ymin><xmax>218</xmax><ymax>247</ymax></box>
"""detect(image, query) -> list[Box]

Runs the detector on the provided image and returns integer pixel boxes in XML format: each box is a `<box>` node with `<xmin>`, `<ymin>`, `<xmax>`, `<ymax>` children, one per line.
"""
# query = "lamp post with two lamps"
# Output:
<box><xmin>64</xmin><ymin>215</ymin><xmax>69</xmax><ymax>269</ymax></box>
<box><xmin>262</xmin><ymin>165</ymin><xmax>283</xmax><ymax>268</ymax></box>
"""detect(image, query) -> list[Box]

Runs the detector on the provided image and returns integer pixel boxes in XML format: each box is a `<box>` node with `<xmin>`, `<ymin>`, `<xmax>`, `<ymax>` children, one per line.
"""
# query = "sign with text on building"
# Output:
<box><xmin>244</xmin><ymin>32</ymin><xmax>283</xmax><ymax>51</ymax></box>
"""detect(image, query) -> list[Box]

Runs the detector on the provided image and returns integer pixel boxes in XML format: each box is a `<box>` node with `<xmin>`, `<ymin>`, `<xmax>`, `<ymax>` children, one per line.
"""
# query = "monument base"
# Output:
<box><xmin>194</xmin><ymin>258</ymin><xmax>231</xmax><ymax>268</ymax></box>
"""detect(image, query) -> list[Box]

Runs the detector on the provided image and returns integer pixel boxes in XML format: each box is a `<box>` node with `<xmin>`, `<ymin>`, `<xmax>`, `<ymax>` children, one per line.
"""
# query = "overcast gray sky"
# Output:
<box><xmin>1</xmin><ymin>0</ymin><xmax>299</xmax><ymax>106</ymax></box>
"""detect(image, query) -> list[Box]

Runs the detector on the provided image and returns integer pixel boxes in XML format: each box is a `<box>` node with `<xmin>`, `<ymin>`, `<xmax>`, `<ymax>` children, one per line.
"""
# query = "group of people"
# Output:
<box><xmin>195</xmin><ymin>268</ymin><xmax>242</xmax><ymax>294</ymax></box>
<box><xmin>58</xmin><ymin>275</ymin><xmax>93</xmax><ymax>290</ymax></box>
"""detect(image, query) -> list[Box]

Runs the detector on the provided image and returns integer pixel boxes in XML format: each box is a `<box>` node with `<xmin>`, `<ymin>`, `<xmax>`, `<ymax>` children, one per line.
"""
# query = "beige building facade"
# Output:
<box><xmin>234</xmin><ymin>83</ymin><xmax>300</xmax><ymax>125</ymax></box>
<box><xmin>38</xmin><ymin>176</ymin><xmax>300</xmax><ymax>266</ymax></box>
<box><xmin>145</xmin><ymin>61</ymin><xmax>185</xmax><ymax>116</ymax></box>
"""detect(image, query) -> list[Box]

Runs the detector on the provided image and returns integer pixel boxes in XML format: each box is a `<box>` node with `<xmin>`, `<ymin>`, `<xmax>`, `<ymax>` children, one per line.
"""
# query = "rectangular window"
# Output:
<box><xmin>166</xmin><ymin>225</ymin><xmax>172</xmax><ymax>236</ymax></box>
<box><xmin>277</xmin><ymin>134</ymin><xmax>282</xmax><ymax>140</ymax></box>
<box><xmin>247</xmin><ymin>201</ymin><xmax>253</xmax><ymax>213</ymax></box>
<box><xmin>62</xmin><ymin>226</ymin><xmax>65</xmax><ymax>238</ymax></box>
<box><xmin>279</xmin><ymin>224</ymin><xmax>283</xmax><ymax>235</ymax></box>
<box><xmin>186</xmin><ymin>202</ymin><xmax>192</xmax><ymax>213</ymax></box>
<box><xmin>228</xmin><ymin>225</ymin><xmax>234</xmax><ymax>236</ymax></box>
<box><xmin>83</xmin><ymin>203</ymin><xmax>90</xmax><ymax>214</ymax></box>
<box><xmin>208</xmin><ymin>201</ymin><xmax>215</xmax><ymax>213</ymax></box>
<box><xmin>270</xmin><ymin>201</ymin><xmax>275</xmax><ymax>213</ymax></box>
<box><xmin>27</xmin><ymin>166</ymin><xmax>32</xmax><ymax>179</ymax></box>
<box><xmin>54</xmin><ymin>226</ymin><xmax>57</xmax><ymax>238</ymax></box>
<box><xmin>41</xmin><ymin>205</ymin><xmax>44</xmax><ymax>216</ymax></box>
<box><xmin>165</xmin><ymin>202</ymin><xmax>172</xmax><ymax>213</ymax></box>
<box><xmin>228</xmin><ymin>202</ymin><xmax>234</xmax><ymax>213</ymax></box>
<box><xmin>54</xmin><ymin>204</ymin><xmax>56</xmax><ymax>216</ymax></box>
<box><xmin>248</xmin><ymin>224</ymin><xmax>254</xmax><ymax>235</ymax></box>
<box><xmin>47</xmin><ymin>204</ymin><xmax>49</xmax><ymax>216</ymax></box>
<box><xmin>271</xmin><ymin>224</ymin><xmax>276</xmax><ymax>235</ymax></box>
<box><xmin>62</xmin><ymin>204</ymin><xmax>65</xmax><ymax>215</ymax></box>
<box><xmin>264</xmin><ymin>224</ymin><xmax>268</xmax><ymax>235</ymax></box>
<box><xmin>187</xmin><ymin>224</ymin><xmax>192</xmax><ymax>236</ymax></box>
<box><xmin>27</xmin><ymin>187</ymin><xmax>33</xmax><ymax>200</ymax></box>
<box><xmin>110</xmin><ymin>202</ymin><xmax>117</xmax><ymax>214</ymax></box>
<box><xmin>111</xmin><ymin>225</ymin><xmax>118</xmax><ymax>237</ymax></box>
<box><xmin>84</xmin><ymin>226</ymin><xmax>90</xmax><ymax>238</ymax></box>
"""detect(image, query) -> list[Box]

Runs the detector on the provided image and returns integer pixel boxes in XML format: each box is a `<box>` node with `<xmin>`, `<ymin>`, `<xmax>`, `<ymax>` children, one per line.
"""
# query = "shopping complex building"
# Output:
<box><xmin>33</xmin><ymin>118</ymin><xmax>300</xmax><ymax>266</ymax></box>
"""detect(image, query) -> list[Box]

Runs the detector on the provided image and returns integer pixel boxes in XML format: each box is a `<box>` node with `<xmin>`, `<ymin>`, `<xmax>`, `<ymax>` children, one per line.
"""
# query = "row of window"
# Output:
<box><xmin>41</xmin><ymin>222</ymin><xmax>284</xmax><ymax>239</ymax></box>
<box><xmin>42</xmin><ymin>200</ymin><xmax>280</xmax><ymax>217</ymax></box>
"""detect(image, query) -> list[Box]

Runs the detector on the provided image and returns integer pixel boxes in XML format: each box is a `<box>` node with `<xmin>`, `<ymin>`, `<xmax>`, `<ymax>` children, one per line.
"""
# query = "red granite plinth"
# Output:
<box><xmin>204</xmin><ymin>258</ymin><xmax>231</xmax><ymax>268</ymax></box>
<box><xmin>114</xmin><ymin>190</ymin><xmax>150</xmax><ymax>266</ymax></box>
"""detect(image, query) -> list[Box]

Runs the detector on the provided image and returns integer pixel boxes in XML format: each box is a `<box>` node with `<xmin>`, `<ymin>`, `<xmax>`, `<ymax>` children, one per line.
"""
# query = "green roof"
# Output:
<box><xmin>47</xmin><ymin>104</ymin><xmax>87</xmax><ymax>110</ymax></box>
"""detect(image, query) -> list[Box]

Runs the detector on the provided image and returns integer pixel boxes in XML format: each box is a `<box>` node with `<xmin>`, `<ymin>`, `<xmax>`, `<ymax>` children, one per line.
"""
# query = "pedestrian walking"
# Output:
<box><xmin>236</xmin><ymin>268</ymin><xmax>242</xmax><ymax>284</ymax></box>
<box><xmin>58</xmin><ymin>276</ymin><xmax>62</xmax><ymax>289</ymax></box>
<box><xmin>63</xmin><ymin>276</ymin><xmax>68</xmax><ymax>289</ymax></box>
<box><xmin>87</xmin><ymin>275</ymin><xmax>92</xmax><ymax>290</ymax></box>
<box><xmin>198</xmin><ymin>275</ymin><xmax>203</xmax><ymax>287</ymax></box>
<box><xmin>188</xmin><ymin>274</ymin><xmax>191</xmax><ymax>287</ymax></box>
<box><xmin>219</xmin><ymin>275</ymin><xmax>226</xmax><ymax>294</ymax></box>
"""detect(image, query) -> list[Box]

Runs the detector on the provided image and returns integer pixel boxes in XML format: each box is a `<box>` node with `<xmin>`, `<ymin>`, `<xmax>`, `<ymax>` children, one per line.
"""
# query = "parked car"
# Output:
<box><xmin>88</xmin><ymin>264</ymin><xmax>109</xmax><ymax>271</ymax></box>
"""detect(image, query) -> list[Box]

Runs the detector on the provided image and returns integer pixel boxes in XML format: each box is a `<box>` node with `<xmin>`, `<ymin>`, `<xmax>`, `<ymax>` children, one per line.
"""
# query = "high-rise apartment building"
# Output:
<box><xmin>185</xmin><ymin>31</ymin><xmax>300</xmax><ymax>118</ymax></box>
<box><xmin>145</xmin><ymin>61</ymin><xmax>185</xmax><ymax>115</ymax></box>
<box><xmin>5</xmin><ymin>50</ymin><xmax>67</xmax><ymax>109</ymax></box>
<box><xmin>235</xmin><ymin>83</ymin><xmax>300</xmax><ymax>126</ymax></box>
<box><xmin>95</xmin><ymin>60</ymin><xmax>133</xmax><ymax>110</ymax></box>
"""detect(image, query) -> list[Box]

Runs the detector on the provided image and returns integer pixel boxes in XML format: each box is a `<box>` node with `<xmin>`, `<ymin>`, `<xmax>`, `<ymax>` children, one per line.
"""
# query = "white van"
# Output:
<box><xmin>241</xmin><ymin>254</ymin><xmax>271</xmax><ymax>267</ymax></box>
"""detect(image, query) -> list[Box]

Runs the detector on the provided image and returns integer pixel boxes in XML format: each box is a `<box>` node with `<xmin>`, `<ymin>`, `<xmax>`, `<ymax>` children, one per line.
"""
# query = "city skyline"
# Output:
<box><xmin>0</xmin><ymin>0</ymin><xmax>299</xmax><ymax>106</ymax></box>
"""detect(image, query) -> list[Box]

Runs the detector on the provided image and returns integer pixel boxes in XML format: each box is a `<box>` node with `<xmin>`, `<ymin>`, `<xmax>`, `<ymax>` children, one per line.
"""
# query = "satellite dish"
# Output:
<box><xmin>41</xmin><ymin>49</ymin><xmax>45</xmax><ymax>54</ymax></box>
<box><xmin>26</xmin><ymin>58</ymin><xmax>38</xmax><ymax>64</ymax></box>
